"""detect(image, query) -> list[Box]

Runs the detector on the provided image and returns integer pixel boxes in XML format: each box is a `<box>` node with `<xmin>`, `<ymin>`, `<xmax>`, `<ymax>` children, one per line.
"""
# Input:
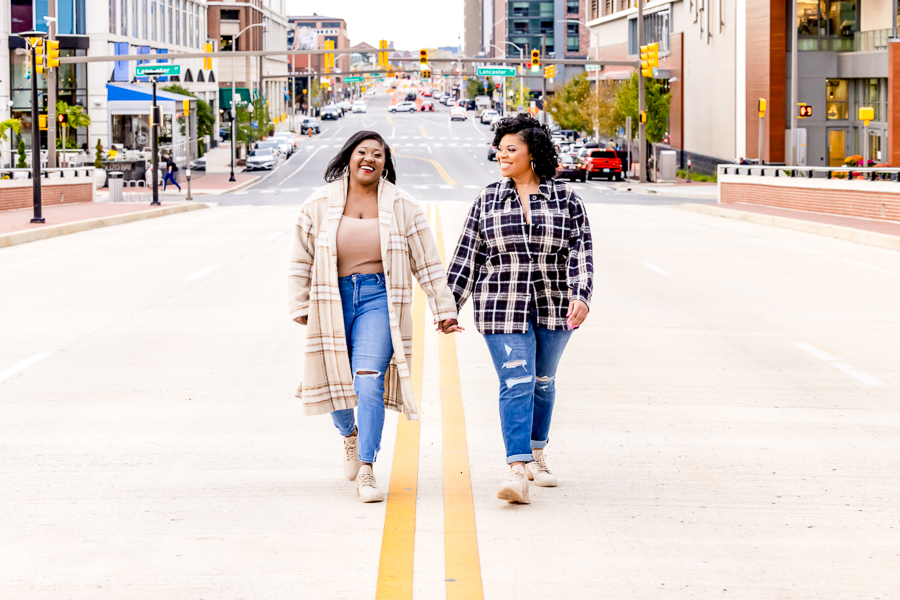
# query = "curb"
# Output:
<box><xmin>0</xmin><ymin>203</ymin><xmax>210</xmax><ymax>249</ymax></box>
<box><xmin>679</xmin><ymin>203</ymin><xmax>900</xmax><ymax>252</ymax></box>
<box><xmin>612</xmin><ymin>183</ymin><xmax>719</xmax><ymax>200</ymax></box>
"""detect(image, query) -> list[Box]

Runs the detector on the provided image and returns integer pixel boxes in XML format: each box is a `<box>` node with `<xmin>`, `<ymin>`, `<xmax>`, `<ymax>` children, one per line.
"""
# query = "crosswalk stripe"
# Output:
<box><xmin>464</xmin><ymin>185</ymin><xmax>480</xmax><ymax>189</ymax></box>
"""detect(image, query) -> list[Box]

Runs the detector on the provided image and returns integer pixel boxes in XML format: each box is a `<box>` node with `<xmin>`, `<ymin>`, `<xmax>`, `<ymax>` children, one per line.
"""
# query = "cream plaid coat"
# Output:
<box><xmin>287</xmin><ymin>175</ymin><xmax>457</xmax><ymax>420</ymax></box>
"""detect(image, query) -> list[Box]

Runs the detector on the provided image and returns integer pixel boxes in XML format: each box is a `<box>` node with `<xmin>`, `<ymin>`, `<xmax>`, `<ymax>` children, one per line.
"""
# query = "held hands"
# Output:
<box><xmin>435</xmin><ymin>318</ymin><xmax>464</xmax><ymax>334</ymax></box>
<box><xmin>294</xmin><ymin>316</ymin><xmax>308</xmax><ymax>325</ymax></box>
<box><xmin>566</xmin><ymin>300</ymin><xmax>589</xmax><ymax>330</ymax></box>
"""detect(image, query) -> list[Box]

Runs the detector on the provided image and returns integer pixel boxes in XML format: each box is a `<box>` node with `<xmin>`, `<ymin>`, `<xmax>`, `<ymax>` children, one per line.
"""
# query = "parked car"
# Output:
<box><xmin>254</xmin><ymin>140</ymin><xmax>282</xmax><ymax>158</ymax></box>
<box><xmin>556</xmin><ymin>153</ymin><xmax>586</xmax><ymax>182</ymax></box>
<box><xmin>405</xmin><ymin>92</ymin><xmax>417</xmax><ymax>102</ymax></box>
<box><xmin>270</xmin><ymin>132</ymin><xmax>296</xmax><ymax>153</ymax></box>
<box><xmin>245</xmin><ymin>149</ymin><xmax>276</xmax><ymax>171</ymax></box>
<box><xmin>419</xmin><ymin>100</ymin><xmax>434</xmax><ymax>112</ymax></box>
<box><xmin>450</xmin><ymin>106</ymin><xmax>467</xmax><ymax>121</ymax></box>
<box><xmin>352</xmin><ymin>100</ymin><xmax>367</xmax><ymax>113</ymax></box>
<box><xmin>339</xmin><ymin>100</ymin><xmax>352</xmax><ymax>114</ymax></box>
<box><xmin>267</xmin><ymin>136</ymin><xmax>292</xmax><ymax>157</ymax></box>
<box><xmin>189</xmin><ymin>156</ymin><xmax>206</xmax><ymax>171</ymax></box>
<box><xmin>300</xmin><ymin>117</ymin><xmax>320</xmax><ymax>134</ymax></box>
<box><xmin>487</xmin><ymin>144</ymin><xmax>498</xmax><ymax>161</ymax></box>
<box><xmin>583</xmin><ymin>149</ymin><xmax>624</xmax><ymax>180</ymax></box>
<box><xmin>464</xmin><ymin>99</ymin><xmax>476</xmax><ymax>111</ymax></box>
<box><xmin>489</xmin><ymin>114</ymin><xmax>502</xmax><ymax>130</ymax></box>
<box><xmin>390</xmin><ymin>101</ymin><xmax>417</xmax><ymax>113</ymax></box>
<box><xmin>321</xmin><ymin>106</ymin><xmax>340</xmax><ymax>120</ymax></box>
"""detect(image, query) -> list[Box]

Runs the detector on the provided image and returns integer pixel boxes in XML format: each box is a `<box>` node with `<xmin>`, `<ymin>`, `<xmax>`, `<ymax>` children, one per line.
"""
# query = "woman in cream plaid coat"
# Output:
<box><xmin>288</xmin><ymin>131</ymin><xmax>460</xmax><ymax>502</ymax></box>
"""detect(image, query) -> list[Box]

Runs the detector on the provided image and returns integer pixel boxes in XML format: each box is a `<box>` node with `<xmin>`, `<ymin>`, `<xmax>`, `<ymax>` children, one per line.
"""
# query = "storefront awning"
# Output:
<box><xmin>106</xmin><ymin>82</ymin><xmax>195</xmax><ymax>103</ymax></box>
<box><xmin>220</xmin><ymin>87</ymin><xmax>254</xmax><ymax>110</ymax></box>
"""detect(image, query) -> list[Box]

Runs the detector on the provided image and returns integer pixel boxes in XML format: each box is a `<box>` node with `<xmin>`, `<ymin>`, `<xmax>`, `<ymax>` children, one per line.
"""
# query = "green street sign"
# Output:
<box><xmin>476</xmin><ymin>66</ymin><xmax>517</xmax><ymax>77</ymax></box>
<box><xmin>584</xmin><ymin>64</ymin><xmax>604</xmax><ymax>72</ymax></box>
<box><xmin>136</xmin><ymin>64</ymin><xmax>181</xmax><ymax>76</ymax></box>
<box><xmin>344</xmin><ymin>76</ymin><xmax>364</xmax><ymax>82</ymax></box>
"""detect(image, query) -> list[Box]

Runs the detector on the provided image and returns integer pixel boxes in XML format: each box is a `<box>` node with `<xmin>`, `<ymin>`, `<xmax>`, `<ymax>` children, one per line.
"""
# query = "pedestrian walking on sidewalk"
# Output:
<box><xmin>163</xmin><ymin>153</ymin><xmax>181</xmax><ymax>191</ymax></box>
<box><xmin>288</xmin><ymin>130</ymin><xmax>461</xmax><ymax>503</ymax></box>
<box><xmin>446</xmin><ymin>114</ymin><xmax>593</xmax><ymax>505</ymax></box>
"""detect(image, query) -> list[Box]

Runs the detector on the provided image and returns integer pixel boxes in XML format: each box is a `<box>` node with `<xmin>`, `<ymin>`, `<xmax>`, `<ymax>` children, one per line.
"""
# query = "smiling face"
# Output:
<box><xmin>348</xmin><ymin>139</ymin><xmax>387</xmax><ymax>187</ymax></box>
<box><xmin>496</xmin><ymin>133</ymin><xmax>533</xmax><ymax>180</ymax></box>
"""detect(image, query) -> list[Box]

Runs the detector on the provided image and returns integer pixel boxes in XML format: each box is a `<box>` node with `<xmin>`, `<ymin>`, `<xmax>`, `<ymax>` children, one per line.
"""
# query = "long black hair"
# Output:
<box><xmin>492</xmin><ymin>114</ymin><xmax>558</xmax><ymax>180</ymax></box>
<box><xmin>324</xmin><ymin>130</ymin><xmax>397</xmax><ymax>184</ymax></box>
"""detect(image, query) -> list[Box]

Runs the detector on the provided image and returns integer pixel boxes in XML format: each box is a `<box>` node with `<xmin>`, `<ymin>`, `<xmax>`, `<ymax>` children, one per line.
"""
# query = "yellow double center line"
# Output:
<box><xmin>375</xmin><ymin>205</ymin><xmax>483</xmax><ymax>599</ymax></box>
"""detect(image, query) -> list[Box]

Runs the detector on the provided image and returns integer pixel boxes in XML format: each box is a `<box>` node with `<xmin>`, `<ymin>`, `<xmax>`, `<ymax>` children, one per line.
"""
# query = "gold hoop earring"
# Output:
<box><xmin>381</xmin><ymin>169</ymin><xmax>389</xmax><ymax>180</ymax></box>
<box><xmin>531</xmin><ymin>160</ymin><xmax>536</xmax><ymax>173</ymax></box>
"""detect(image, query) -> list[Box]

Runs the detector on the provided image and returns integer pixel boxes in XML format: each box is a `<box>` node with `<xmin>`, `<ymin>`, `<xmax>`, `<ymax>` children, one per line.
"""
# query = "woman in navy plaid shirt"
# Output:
<box><xmin>446</xmin><ymin>114</ymin><xmax>593</xmax><ymax>504</ymax></box>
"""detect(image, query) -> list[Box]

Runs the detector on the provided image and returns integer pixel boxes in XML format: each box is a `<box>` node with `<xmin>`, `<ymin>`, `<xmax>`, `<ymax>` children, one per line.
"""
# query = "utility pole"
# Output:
<box><xmin>541</xmin><ymin>35</ymin><xmax>547</xmax><ymax>125</ymax></box>
<box><xmin>20</xmin><ymin>31</ymin><xmax>48</xmax><ymax>223</ymax></box>
<box><xmin>790</xmin><ymin>0</ymin><xmax>798</xmax><ymax>165</ymax></box>
<box><xmin>47</xmin><ymin>6</ymin><xmax>57</xmax><ymax>169</ymax></box>
<box><xmin>638</xmin><ymin>0</ymin><xmax>646</xmax><ymax>183</ymax></box>
<box><xmin>150</xmin><ymin>76</ymin><xmax>160</xmax><ymax>206</ymax></box>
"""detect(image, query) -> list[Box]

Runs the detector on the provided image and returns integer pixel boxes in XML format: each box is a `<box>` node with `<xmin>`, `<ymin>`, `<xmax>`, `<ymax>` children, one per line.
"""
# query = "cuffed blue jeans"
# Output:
<box><xmin>483</xmin><ymin>312</ymin><xmax>573</xmax><ymax>464</ymax></box>
<box><xmin>330</xmin><ymin>273</ymin><xmax>394</xmax><ymax>464</ymax></box>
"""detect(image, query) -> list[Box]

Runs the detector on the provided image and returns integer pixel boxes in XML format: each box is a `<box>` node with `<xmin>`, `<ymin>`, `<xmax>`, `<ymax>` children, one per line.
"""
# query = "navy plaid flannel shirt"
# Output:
<box><xmin>447</xmin><ymin>177</ymin><xmax>593</xmax><ymax>335</ymax></box>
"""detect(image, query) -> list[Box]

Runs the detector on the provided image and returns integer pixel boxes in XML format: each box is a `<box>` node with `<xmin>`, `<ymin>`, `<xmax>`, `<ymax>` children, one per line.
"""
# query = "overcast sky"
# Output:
<box><xmin>286</xmin><ymin>0</ymin><xmax>464</xmax><ymax>50</ymax></box>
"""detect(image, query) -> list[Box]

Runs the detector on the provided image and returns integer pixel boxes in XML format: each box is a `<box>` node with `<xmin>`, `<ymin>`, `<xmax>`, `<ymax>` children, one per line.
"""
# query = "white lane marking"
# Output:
<box><xmin>0</xmin><ymin>208</ymin><xmax>242</xmax><ymax>275</ymax></box>
<box><xmin>413</xmin><ymin>185</ymin><xmax>428</xmax><ymax>189</ymax></box>
<box><xmin>793</xmin><ymin>342</ymin><xmax>837</xmax><ymax>361</ymax></box>
<box><xmin>186</xmin><ymin>265</ymin><xmax>218</xmax><ymax>280</ymax></box>
<box><xmin>0</xmin><ymin>351</ymin><xmax>57</xmax><ymax>384</ymax></box>
<box><xmin>840</xmin><ymin>258</ymin><xmax>900</xmax><ymax>278</ymax></box>
<box><xmin>266</xmin><ymin>231</ymin><xmax>286</xmax><ymax>241</ymax></box>
<box><xmin>259</xmin><ymin>189</ymin><xmax>274</xmax><ymax>194</ymax></box>
<box><xmin>333</xmin><ymin>144</ymin><xmax>341</xmax><ymax>148</ymax></box>
<box><xmin>438</xmin><ymin>185</ymin><xmax>453</xmax><ymax>189</ymax></box>
<box><xmin>434</xmin><ymin>143</ymin><xmax>443</xmax><ymax>146</ymax></box>
<box><xmin>234</xmin><ymin>191</ymin><xmax>248</xmax><ymax>195</ymax></box>
<box><xmin>391</xmin><ymin>127</ymin><xmax>395</xmax><ymax>137</ymax></box>
<box><xmin>420</xmin><ymin>143</ymin><xmax>428</xmax><ymax>146</ymax></box>
<box><xmin>793</xmin><ymin>342</ymin><xmax>884</xmax><ymax>386</ymax></box>
<box><xmin>642</xmin><ymin>261</ymin><xmax>671</xmax><ymax>276</ymax></box>
<box><xmin>428</xmin><ymin>145</ymin><xmax>433</xmax><ymax>154</ymax></box>
<box><xmin>281</xmin><ymin>187</ymin><xmax>300</xmax><ymax>192</ymax></box>
<box><xmin>464</xmin><ymin>185</ymin><xmax>480</xmax><ymax>189</ymax></box>
<box><xmin>283</xmin><ymin>146</ymin><xmax>322</xmax><ymax>181</ymax></box>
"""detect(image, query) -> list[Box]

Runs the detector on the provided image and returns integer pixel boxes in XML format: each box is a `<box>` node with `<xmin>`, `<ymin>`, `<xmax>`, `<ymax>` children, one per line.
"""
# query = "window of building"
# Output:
<box><xmin>797</xmin><ymin>0</ymin><xmax>858</xmax><ymax>51</ymax></box>
<box><xmin>58</xmin><ymin>0</ymin><xmax>87</xmax><ymax>35</ymax></box>
<box><xmin>221</xmin><ymin>9</ymin><xmax>240</xmax><ymax>20</ymax></box>
<box><xmin>860</xmin><ymin>78</ymin><xmax>881</xmax><ymax>121</ymax></box>
<box><xmin>567</xmin><ymin>0</ymin><xmax>579</xmax><ymax>14</ymax></box>
<box><xmin>132</xmin><ymin>0</ymin><xmax>138</xmax><ymax>37</ymax></box>
<box><xmin>151</xmin><ymin>0</ymin><xmax>156</xmax><ymax>40</ymax></box>
<box><xmin>321</xmin><ymin>21</ymin><xmax>342</xmax><ymax>28</ymax></box>
<box><xmin>121</xmin><ymin>0</ymin><xmax>127</xmax><ymax>36</ymax></box>
<box><xmin>627</xmin><ymin>9</ymin><xmax>670</xmax><ymax>55</ymax></box>
<box><xmin>826</xmin><ymin>79</ymin><xmax>849</xmax><ymax>120</ymax></box>
<box><xmin>540</xmin><ymin>20</ymin><xmax>553</xmax><ymax>33</ymax></box>
<box><xmin>221</xmin><ymin>35</ymin><xmax>234</xmax><ymax>52</ymax></box>
<box><xmin>168</xmin><ymin>0</ymin><xmax>173</xmax><ymax>44</ymax></box>
<box><xmin>511</xmin><ymin>2</ymin><xmax>530</xmax><ymax>17</ymax></box>
<box><xmin>13</xmin><ymin>0</ymin><xmax>34</xmax><ymax>34</ymax></box>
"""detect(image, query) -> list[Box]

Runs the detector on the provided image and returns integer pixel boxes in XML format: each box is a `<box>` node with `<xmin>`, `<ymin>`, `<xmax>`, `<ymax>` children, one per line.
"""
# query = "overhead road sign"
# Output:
<box><xmin>584</xmin><ymin>64</ymin><xmax>603</xmax><ymax>72</ymax></box>
<box><xmin>344</xmin><ymin>76</ymin><xmax>364</xmax><ymax>82</ymax></box>
<box><xmin>136</xmin><ymin>64</ymin><xmax>181</xmax><ymax>76</ymax></box>
<box><xmin>476</xmin><ymin>66</ymin><xmax>517</xmax><ymax>77</ymax></box>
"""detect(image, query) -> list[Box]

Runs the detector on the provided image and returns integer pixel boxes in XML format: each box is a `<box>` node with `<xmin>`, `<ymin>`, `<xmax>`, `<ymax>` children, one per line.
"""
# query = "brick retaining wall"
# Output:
<box><xmin>719</xmin><ymin>177</ymin><xmax>900</xmax><ymax>223</ymax></box>
<box><xmin>0</xmin><ymin>181</ymin><xmax>93</xmax><ymax>212</ymax></box>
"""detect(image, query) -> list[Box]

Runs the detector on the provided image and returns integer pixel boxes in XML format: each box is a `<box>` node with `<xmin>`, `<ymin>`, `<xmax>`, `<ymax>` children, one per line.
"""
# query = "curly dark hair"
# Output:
<box><xmin>324</xmin><ymin>130</ymin><xmax>397</xmax><ymax>184</ymax></box>
<box><xmin>491</xmin><ymin>114</ymin><xmax>558</xmax><ymax>180</ymax></box>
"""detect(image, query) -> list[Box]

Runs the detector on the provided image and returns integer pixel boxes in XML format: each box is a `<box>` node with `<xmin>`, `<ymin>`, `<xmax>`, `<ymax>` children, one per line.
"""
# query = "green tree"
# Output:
<box><xmin>465</xmin><ymin>79</ymin><xmax>484</xmax><ymax>100</ymax></box>
<box><xmin>544</xmin><ymin>72</ymin><xmax>593</xmax><ymax>133</ymax></box>
<box><xmin>55</xmin><ymin>100</ymin><xmax>91</xmax><ymax>149</ymax></box>
<box><xmin>614</xmin><ymin>72</ymin><xmax>671</xmax><ymax>143</ymax></box>
<box><xmin>16</xmin><ymin>139</ymin><xmax>27</xmax><ymax>169</ymax></box>
<box><xmin>94</xmin><ymin>138</ymin><xmax>104</xmax><ymax>168</ymax></box>
<box><xmin>162</xmin><ymin>83</ymin><xmax>216</xmax><ymax>154</ymax></box>
<box><xmin>582</xmin><ymin>80</ymin><xmax>623</xmax><ymax>139</ymax></box>
<box><xmin>0</xmin><ymin>118</ymin><xmax>22</xmax><ymax>169</ymax></box>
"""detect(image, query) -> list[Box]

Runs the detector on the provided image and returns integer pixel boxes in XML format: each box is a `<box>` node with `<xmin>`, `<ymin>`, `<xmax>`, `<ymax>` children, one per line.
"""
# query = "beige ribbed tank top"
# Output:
<box><xmin>336</xmin><ymin>216</ymin><xmax>383</xmax><ymax>277</ymax></box>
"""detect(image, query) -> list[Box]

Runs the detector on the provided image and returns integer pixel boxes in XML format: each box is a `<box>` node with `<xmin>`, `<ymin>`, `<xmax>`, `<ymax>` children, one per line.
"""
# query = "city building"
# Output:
<box><xmin>208</xmin><ymin>0</ymin><xmax>290</xmax><ymax>129</ymax></box>
<box><xmin>287</xmin><ymin>15</ymin><xmax>351</xmax><ymax>100</ymax></box>
<box><xmin>587</xmin><ymin>1</ymin><xmax>900</xmax><ymax>170</ymax></box>
<box><xmin>3</xmin><ymin>0</ymin><xmax>220</xmax><ymax>165</ymax></box>
<box><xmin>463</xmin><ymin>0</ymin><xmax>482</xmax><ymax>57</ymax></box>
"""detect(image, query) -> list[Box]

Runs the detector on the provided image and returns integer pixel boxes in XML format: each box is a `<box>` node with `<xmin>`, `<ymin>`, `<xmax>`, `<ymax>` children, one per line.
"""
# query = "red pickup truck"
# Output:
<box><xmin>583</xmin><ymin>149</ymin><xmax>624</xmax><ymax>181</ymax></box>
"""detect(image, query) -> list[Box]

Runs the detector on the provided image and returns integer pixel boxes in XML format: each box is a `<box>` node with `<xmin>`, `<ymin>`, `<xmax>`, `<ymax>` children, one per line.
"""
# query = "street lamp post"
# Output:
<box><xmin>230</xmin><ymin>23</ymin><xmax>265</xmax><ymax>183</ymax></box>
<box><xmin>17</xmin><ymin>31</ymin><xmax>48</xmax><ymax>223</ymax></box>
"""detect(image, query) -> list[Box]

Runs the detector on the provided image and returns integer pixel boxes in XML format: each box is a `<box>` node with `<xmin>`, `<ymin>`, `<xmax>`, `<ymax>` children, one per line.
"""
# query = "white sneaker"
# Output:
<box><xmin>343</xmin><ymin>434</ymin><xmax>362</xmax><ymax>481</ymax></box>
<box><xmin>356</xmin><ymin>465</ymin><xmax>384</xmax><ymax>503</ymax></box>
<box><xmin>497</xmin><ymin>464</ymin><xmax>531</xmax><ymax>504</ymax></box>
<box><xmin>525</xmin><ymin>448</ymin><xmax>558</xmax><ymax>487</ymax></box>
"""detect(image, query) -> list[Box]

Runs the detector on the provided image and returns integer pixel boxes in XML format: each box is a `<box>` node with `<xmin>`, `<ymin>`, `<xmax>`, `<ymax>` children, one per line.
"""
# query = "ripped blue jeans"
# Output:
<box><xmin>483</xmin><ymin>313</ymin><xmax>573</xmax><ymax>464</ymax></box>
<box><xmin>331</xmin><ymin>274</ymin><xmax>394</xmax><ymax>464</ymax></box>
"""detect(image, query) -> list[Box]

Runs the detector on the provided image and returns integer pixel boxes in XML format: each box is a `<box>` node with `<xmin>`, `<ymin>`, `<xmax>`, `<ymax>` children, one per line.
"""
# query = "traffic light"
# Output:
<box><xmin>39</xmin><ymin>114</ymin><xmax>47</xmax><ymax>130</ymax></box>
<box><xmin>378</xmin><ymin>40</ymin><xmax>389</xmax><ymax>68</ymax></box>
<box><xmin>859</xmin><ymin>106</ymin><xmax>874</xmax><ymax>126</ymax></box>
<box><xmin>640</xmin><ymin>110</ymin><xmax>647</xmax><ymax>124</ymax></box>
<box><xmin>46</xmin><ymin>40</ymin><xmax>60</xmax><ymax>69</ymax></box>
<box><xmin>419</xmin><ymin>49</ymin><xmax>428</xmax><ymax>65</ymax></box>
<box><xmin>495</xmin><ymin>83</ymin><xmax>501</xmax><ymax>90</ymax></box>
<box><xmin>203</xmin><ymin>43</ymin><xmax>213</xmax><ymax>70</ymax></box>
<box><xmin>34</xmin><ymin>38</ymin><xmax>44</xmax><ymax>75</ymax></box>
<box><xmin>530</xmin><ymin>49</ymin><xmax>540</xmax><ymax>70</ymax></box>
<box><xmin>758</xmin><ymin>98</ymin><xmax>767</xmax><ymax>117</ymax></box>
<box><xmin>324</xmin><ymin>40</ymin><xmax>335</xmax><ymax>73</ymax></box>
<box><xmin>640</xmin><ymin>42</ymin><xmax>659</xmax><ymax>77</ymax></box>
<box><xmin>797</xmin><ymin>103</ymin><xmax>812</xmax><ymax>118</ymax></box>
<box><xmin>57</xmin><ymin>113</ymin><xmax>67</xmax><ymax>125</ymax></box>
<box><xmin>183</xmin><ymin>99</ymin><xmax>190</xmax><ymax>114</ymax></box>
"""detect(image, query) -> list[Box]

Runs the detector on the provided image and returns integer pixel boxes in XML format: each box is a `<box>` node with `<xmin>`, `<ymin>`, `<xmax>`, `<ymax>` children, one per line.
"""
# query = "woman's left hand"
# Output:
<box><xmin>435</xmin><ymin>318</ymin><xmax>465</xmax><ymax>334</ymax></box>
<box><xmin>566</xmin><ymin>300</ymin><xmax>589</xmax><ymax>329</ymax></box>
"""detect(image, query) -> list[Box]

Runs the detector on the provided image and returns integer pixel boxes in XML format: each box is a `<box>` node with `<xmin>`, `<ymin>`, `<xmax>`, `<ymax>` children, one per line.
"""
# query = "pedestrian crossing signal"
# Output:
<box><xmin>797</xmin><ymin>103</ymin><xmax>812</xmax><ymax>118</ymax></box>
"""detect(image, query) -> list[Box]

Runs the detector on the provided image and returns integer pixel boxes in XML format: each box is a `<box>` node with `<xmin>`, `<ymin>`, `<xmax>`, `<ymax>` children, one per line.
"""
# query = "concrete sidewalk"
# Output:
<box><xmin>682</xmin><ymin>201</ymin><xmax>900</xmax><ymax>251</ymax></box>
<box><xmin>613</xmin><ymin>180</ymin><xmax>718</xmax><ymax>200</ymax></box>
<box><xmin>0</xmin><ymin>201</ymin><xmax>209</xmax><ymax>248</ymax></box>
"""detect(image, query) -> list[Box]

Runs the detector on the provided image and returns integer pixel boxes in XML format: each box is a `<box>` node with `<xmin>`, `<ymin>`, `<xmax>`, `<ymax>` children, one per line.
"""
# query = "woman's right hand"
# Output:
<box><xmin>294</xmin><ymin>316</ymin><xmax>308</xmax><ymax>325</ymax></box>
<box><xmin>436</xmin><ymin>318</ymin><xmax>464</xmax><ymax>334</ymax></box>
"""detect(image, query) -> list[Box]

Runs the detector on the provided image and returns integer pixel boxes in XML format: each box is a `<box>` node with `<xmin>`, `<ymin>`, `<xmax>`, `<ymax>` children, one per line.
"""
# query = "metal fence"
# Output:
<box><xmin>719</xmin><ymin>164</ymin><xmax>900</xmax><ymax>181</ymax></box>
<box><xmin>0</xmin><ymin>167</ymin><xmax>95</xmax><ymax>180</ymax></box>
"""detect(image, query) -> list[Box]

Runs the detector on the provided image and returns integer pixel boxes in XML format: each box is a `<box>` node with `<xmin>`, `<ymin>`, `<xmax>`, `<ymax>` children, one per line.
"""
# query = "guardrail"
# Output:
<box><xmin>718</xmin><ymin>165</ymin><xmax>900</xmax><ymax>182</ymax></box>
<box><xmin>0</xmin><ymin>167</ymin><xmax>96</xmax><ymax>180</ymax></box>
